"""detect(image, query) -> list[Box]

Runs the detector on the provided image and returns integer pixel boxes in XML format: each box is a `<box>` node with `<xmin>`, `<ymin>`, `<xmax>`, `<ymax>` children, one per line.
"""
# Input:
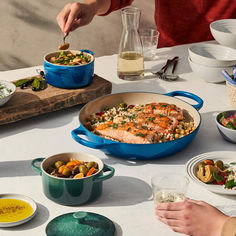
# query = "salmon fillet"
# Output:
<box><xmin>140</xmin><ymin>103</ymin><xmax>184</xmax><ymax>120</ymax></box>
<box><xmin>113</xmin><ymin>113</ymin><xmax>178</xmax><ymax>134</ymax></box>
<box><xmin>95</xmin><ymin>121</ymin><xmax>159</xmax><ymax>144</ymax></box>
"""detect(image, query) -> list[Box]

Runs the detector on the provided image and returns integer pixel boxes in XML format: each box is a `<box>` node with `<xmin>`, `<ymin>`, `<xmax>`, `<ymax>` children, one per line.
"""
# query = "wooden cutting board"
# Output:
<box><xmin>0</xmin><ymin>74</ymin><xmax>112</xmax><ymax>125</ymax></box>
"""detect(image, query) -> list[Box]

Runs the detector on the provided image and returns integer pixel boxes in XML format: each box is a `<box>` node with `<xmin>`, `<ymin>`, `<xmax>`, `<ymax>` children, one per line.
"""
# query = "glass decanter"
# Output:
<box><xmin>117</xmin><ymin>7</ymin><xmax>144</xmax><ymax>80</ymax></box>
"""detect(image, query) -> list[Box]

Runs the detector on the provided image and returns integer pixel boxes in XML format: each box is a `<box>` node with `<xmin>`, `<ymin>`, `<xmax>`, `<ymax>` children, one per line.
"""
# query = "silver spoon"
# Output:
<box><xmin>63</xmin><ymin>33</ymin><xmax>68</xmax><ymax>44</ymax></box>
<box><xmin>162</xmin><ymin>74</ymin><xmax>179</xmax><ymax>81</ymax></box>
<box><xmin>58</xmin><ymin>33</ymin><xmax>70</xmax><ymax>50</ymax></box>
<box><xmin>152</xmin><ymin>57</ymin><xmax>179</xmax><ymax>81</ymax></box>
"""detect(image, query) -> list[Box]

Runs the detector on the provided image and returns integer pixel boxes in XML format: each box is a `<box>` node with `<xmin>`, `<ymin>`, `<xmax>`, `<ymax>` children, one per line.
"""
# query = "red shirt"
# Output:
<box><xmin>103</xmin><ymin>0</ymin><xmax>236</xmax><ymax>47</ymax></box>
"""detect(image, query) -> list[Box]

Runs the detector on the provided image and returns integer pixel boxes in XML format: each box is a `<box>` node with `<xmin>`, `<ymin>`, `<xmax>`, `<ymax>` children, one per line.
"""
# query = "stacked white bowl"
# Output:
<box><xmin>188</xmin><ymin>43</ymin><xmax>236</xmax><ymax>83</ymax></box>
<box><xmin>210</xmin><ymin>19</ymin><xmax>236</xmax><ymax>49</ymax></box>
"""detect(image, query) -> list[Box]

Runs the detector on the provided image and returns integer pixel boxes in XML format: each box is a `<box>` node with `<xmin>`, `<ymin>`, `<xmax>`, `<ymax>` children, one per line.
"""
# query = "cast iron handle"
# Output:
<box><xmin>31</xmin><ymin>158</ymin><xmax>45</xmax><ymax>175</ymax></box>
<box><xmin>94</xmin><ymin>164</ymin><xmax>115</xmax><ymax>183</ymax></box>
<box><xmin>165</xmin><ymin>90</ymin><xmax>203</xmax><ymax>110</ymax></box>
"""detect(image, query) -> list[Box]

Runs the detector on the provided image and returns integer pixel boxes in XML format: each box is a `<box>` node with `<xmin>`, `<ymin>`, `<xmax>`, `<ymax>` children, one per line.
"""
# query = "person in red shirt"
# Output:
<box><xmin>56</xmin><ymin>0</ymin><xmax>236</xmax><ymax>48</ymax></box>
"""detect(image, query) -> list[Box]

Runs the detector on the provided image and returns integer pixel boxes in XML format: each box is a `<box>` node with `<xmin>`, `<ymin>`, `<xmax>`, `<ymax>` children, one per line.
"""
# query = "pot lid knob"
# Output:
<box><xmin>73</xmin><ymin>211</ymin><xmax>88</xmax><ymax>223</ymax></box>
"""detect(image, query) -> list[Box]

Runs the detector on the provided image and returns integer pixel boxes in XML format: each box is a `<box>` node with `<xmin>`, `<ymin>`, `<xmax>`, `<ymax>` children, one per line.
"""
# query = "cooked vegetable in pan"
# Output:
<box><xmin>49</xmin><ymin>50</ymin><xmax>91</xmax><ymax>66</ymax></box>
<box><xmin>86</xmin><ymin>102</ymin><xmax>196</xmax><ymax>144</ymax></box>
<box><xmin>47</xmin><ymin>159</ymin><xmax>99</xmax><ymax>179</ymax></box>
<box><xmin>218</xmin><ymin>111</ymin><xmax>236</xmax><ymax>130</ymax></box>
<box><xmin>196</xmin><ymin>159</ymin><xmax>236</xmax><ymax>190</ymax></box>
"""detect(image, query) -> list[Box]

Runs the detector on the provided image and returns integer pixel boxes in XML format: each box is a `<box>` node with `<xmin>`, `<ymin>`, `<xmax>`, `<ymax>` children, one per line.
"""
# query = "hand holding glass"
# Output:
<box><xmin>151</xmin><ymin>174</ymin><xmax>189</xmax><ymax>203</ymax></box>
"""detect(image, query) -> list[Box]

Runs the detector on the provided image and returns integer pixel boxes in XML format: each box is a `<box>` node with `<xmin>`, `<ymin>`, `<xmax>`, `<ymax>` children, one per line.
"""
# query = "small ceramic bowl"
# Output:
<box><xmin>44</xmin><ymin>49</ymin><xmax>94</xmax><ymax>89</ymax></box>
<box><xmin>0</xmin><ymin>80</ymin><xmax>16</xmax><ymax>107</ymax></box>
<box><xmin>31</xmin><ymin>152</ymin><xmax>114</xmax><ymax>206</ymax></box>
<box><xmin>188</xmin><ymin>57</ymin><xmax>232</xmax><ymax>83</ymax></box>
<box><xmin>188</xmin><ymin>43</ymin><xmax>236</xmax><ymax>67</ymax></box>
<box><xmin>210</xmin><ymin>19</ymin><xmax>236</xmax><ymax>49</ymax></box>
<box><xmin>215</xmin><ymin>110</ymin><xmax>236</xmax><ymax>143</ymax></box>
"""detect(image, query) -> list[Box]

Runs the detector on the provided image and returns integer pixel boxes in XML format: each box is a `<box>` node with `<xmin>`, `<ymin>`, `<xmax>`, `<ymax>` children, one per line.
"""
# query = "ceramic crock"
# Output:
<box><xmin>43</xmin><ymin>49</ymin><xmax>94</xmax><ymax>89</ymax></box>
<box><xmin>71</xmin><ymin>91</ymin><xmax>203</xmax><ymax>160</ymax></box>
<box><xmin>31</xmin><ymin>152</ymin><xmax>114</xmax><ymax>206</ymax></box>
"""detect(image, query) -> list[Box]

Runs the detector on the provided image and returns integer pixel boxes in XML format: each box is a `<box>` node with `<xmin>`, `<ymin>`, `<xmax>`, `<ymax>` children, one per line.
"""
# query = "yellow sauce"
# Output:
<box><xmin>0</xmin><ymin>199</ymin><xmax>33</xmax><ymax>223</ymax></box>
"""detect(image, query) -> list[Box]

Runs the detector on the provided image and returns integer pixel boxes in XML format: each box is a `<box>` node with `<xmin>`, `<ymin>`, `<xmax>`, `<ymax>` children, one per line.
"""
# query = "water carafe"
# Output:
<box><xmin>117</xmin><ymin>7</ymin><xmax>144</xmax><ymax>80</ymax></box>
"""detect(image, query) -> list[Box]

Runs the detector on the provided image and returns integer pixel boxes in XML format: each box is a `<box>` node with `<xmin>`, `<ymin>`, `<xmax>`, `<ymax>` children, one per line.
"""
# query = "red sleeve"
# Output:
<box><xmin>100</xmin><ymin>0</ymin><xmax>133</xmax><ymax>16</ymax></box>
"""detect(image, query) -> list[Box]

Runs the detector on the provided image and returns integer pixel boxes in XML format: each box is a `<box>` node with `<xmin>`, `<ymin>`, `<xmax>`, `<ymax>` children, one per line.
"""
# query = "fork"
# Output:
<box><xmin>152</xmin><ymin>56</ymin><xmax>179</xmax><ymax>80</ymax></box>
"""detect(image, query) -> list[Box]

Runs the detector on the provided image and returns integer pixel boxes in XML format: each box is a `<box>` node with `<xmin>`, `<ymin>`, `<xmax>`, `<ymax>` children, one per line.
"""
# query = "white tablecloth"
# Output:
<box><xmin>0</xmin><ymin>42</ymin><xmax>236</xmax><ymax>236</ymax></box>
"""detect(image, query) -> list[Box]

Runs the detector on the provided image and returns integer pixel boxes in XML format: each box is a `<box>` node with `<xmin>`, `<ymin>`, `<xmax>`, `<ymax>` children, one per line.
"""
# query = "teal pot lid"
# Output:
<box><xmin>46</xmin><ymin>211</ymin><xmax>116</xmax><ymax>236</ymax></box>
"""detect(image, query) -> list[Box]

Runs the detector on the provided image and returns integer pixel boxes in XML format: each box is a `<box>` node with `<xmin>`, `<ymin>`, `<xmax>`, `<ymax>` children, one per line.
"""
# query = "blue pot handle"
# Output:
<box><xmin>31</xmin><ymin>158</ymin><xmax>45</xmax><ymax>176</ymax></box>
<box><xmin>71</xmin><ymin>126</ymin><xmax>116</xmax><ymax>149</ymax></box>
<box><xmin>94</xmin><ymin>164</ymin><xmax>115</xmax><ymax>183</ymax></box>
<box><xmin>165</xmin><ymin>91</ymin><xmax>203</xmax><ymax>110</ymax></box>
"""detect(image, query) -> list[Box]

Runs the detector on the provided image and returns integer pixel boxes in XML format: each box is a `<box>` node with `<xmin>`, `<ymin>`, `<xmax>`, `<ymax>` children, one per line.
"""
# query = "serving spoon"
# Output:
<box><xmin>58</xmin><ymin>33</ymin><xmax>70</xmax><ymax>50</ymax></box>
<box><xmin>152</xmin><ymin>57</ymin><xmax>179</xmax><ymax>81</ymax></box>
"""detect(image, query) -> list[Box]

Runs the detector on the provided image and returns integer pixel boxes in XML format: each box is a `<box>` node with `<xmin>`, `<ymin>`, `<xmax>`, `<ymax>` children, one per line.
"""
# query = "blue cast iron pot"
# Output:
<box><xmin>31</xmin><ymin>152</ymin><xmax>114</xmax><ymax>205</ymax></box>
<box><xmin>71</xmin><ymin>91</ymin><xmax>203</xmax><ymax>160</ymax></box>
<box><xmin>43</xmin><ymin>49</ymin><xmax>94</xmax><ymax>89</ymax></box>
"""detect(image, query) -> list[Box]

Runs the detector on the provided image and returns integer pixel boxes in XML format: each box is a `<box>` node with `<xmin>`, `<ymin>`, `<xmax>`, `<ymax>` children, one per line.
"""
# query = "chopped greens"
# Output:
<box><xmin>49</xmin><ymin>51</ymin><xmax>91</xmax><ymax>66</ymax></box>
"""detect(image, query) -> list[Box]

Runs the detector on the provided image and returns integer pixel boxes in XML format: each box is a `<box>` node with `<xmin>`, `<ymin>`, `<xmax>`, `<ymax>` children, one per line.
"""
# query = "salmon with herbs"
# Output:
<box><xmin>86</xmin><ymin>102</ymin><xmax>195</xmax><ymax>144</ymax></box>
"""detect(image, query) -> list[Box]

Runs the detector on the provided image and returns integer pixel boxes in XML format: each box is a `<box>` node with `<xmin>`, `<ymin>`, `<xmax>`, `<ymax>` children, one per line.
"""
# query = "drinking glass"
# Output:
<box><xmin>151</xmin><ymin>174</ymin><xmax>189</xmax><ymax>203</ymax></box>
<box><xmin>139</xmin><ymin>28</ymin><xmax>159</xmax><ymax>61</ymax></box>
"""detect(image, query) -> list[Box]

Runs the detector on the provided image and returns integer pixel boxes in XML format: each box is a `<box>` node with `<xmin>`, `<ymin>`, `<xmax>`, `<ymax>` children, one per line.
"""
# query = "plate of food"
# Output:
<box><xmin>0</xmin><ymin>193</ymin><xmax>37</xmax><ymax>227</ymax></box>
<box><xmin>185</xmin><ymin>151</ymin><xmax>236</xmax><ymax>195</ymax></box>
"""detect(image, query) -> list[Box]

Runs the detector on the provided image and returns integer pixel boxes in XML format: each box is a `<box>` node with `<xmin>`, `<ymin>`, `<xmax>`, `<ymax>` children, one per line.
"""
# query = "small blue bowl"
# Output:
<box><xmin>44</xmin><ymin>49</ymin><xmax>94</xmax><ymax>89</ymax></box>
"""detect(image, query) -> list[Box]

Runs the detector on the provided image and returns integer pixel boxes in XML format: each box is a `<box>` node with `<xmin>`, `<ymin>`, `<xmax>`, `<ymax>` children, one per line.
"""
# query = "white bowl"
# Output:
<box><xmin>0</xmin><ymin>80</ymin><xmax>16</xmax><ymax>107</ymax></box>
<box><xmin>210</xmin><ymin>19</ymin><xmax>236</xmax><ymax>49</ymax></box>
<box><xmin>188</xmin><ymin>43</ymin><xmax>236</xmax><ymax>67</ymax></box>
<box><xmin>215</xmin><ymin>110</ymin><xmax>236</xmax><ymax>143</ymax></box>
<box><xmin>188</xmin><ymin>57</ymin><xmax>233</xmax><ymax>83</ymax></box>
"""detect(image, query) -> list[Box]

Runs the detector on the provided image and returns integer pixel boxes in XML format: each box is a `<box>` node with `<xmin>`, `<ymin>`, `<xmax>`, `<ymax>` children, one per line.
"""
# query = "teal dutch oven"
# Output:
<box><xmin>31</xmin><ymin>152</ymin><xmax>114</xmax><ymax>206</ymax></box>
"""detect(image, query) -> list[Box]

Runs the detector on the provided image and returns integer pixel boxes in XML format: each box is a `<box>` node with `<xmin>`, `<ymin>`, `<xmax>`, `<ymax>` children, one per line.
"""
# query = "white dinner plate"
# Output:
<box><xmin>0</xmin><ymin>193</ymin><xmax>37</xmax><ymax>227</ymax></box>
<box><xmin>185</xmin><ymin>151</ymin><xmax>236</xmax><ymax>195</ymax></box>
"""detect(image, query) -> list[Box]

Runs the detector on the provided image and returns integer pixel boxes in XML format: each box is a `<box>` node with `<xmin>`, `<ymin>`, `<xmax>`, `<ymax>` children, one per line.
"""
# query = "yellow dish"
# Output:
<box><xmin>0</xmin><ymin>199</ymin><xmax>33</xmax><ymax>222</ymax></box>
<box><xmin>0</xmin><ymin>194</ymin><xmax>37</xmax><ymax>227</ymax></box>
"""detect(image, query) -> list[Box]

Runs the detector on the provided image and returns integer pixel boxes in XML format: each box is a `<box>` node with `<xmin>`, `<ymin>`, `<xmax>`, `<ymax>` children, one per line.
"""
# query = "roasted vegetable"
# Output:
<box><xmin>214</xmin><ymin>160</ymin><xmax>224</xmax><ymax>170</ymax></box>
<box><xmin>197</xmin><ymin>165</ymin><xmax>219</xmax><ymax>183</ymax></box>
<box><xmin>203</xmin><ymin>159</ymin><xmax>214</xmax><ymax>165</ymax></box>
<box><xmin>13</xmin><ymin>79</ymin><xmax>33</xmax><ymax>87</ymax></box>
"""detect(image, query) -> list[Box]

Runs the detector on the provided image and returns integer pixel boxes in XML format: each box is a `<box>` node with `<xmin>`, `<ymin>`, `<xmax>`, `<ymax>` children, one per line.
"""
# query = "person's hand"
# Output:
<box><xmin>155</xmin><ymin>198</ymin><xmax>229</xmax><ymax>236</ymax></box>
<box><xmin>57</xmin><ymin>2</ymin><xmax>98</xmax><ymax>35</ymax></box>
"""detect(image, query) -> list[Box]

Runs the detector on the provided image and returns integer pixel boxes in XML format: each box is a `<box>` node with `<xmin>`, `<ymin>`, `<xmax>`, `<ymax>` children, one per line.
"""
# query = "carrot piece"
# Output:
<box><xmin>58</xmin><ymin>165</ymin><xmax>66</xmax><ymax>174</ymax></box>
<box><xmin>86</xmin><ymin>167</ymin><xmax>96</xmax><ymax>177</ymax></box>
<box><xmin>66</xmin><ymin>161</ymin><xmax>81</xmax><ymax>169</ymax></box>
<box><xmin>69</xmin><ymin>158</ymin><xmax>84</xmax><ymax>164</ymax></box>
<box><xmin>203</xmin><ymin>159</ymin><xmax>214</xmax><ymax>165</ymax></box>
<box><xmin>73</xmin><ymin>173</ymin><xmax>84</xmax><ymax>179</ymax></box>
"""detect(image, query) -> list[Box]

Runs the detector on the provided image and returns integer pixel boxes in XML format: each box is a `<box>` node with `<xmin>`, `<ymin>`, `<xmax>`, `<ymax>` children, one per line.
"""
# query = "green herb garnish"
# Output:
<box><xmin>148</xmin><ymin>117</ymin><xmax>155</xmax><ymax>122</ymax></box>
<box><xmin>135</xmin><ymin>133</ymin><xmax>146</xmax><ymax>137</ymax></box>
<box><xmin>212</xmin><ymin>171</ymin><xmax>223</xmax><ymax>182</ymax></box>
<box><xmin>112</xmin><ymin>124</ymin><xmax>118</xmax><ymax>129</ymax></box>
<box><xmin>218</xmin><ymin>112</ymin><xmax>226</xmax><ymax>123</ymax></box>
<box><xmin>225</xmin><ymin>179</ymin><xmax>236</xmax><ymax>189</ymax></box>
<box><xmin>226</xmin><ymin>122</ymin><xmax>235</xmax><ymax>130</ymax></box>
